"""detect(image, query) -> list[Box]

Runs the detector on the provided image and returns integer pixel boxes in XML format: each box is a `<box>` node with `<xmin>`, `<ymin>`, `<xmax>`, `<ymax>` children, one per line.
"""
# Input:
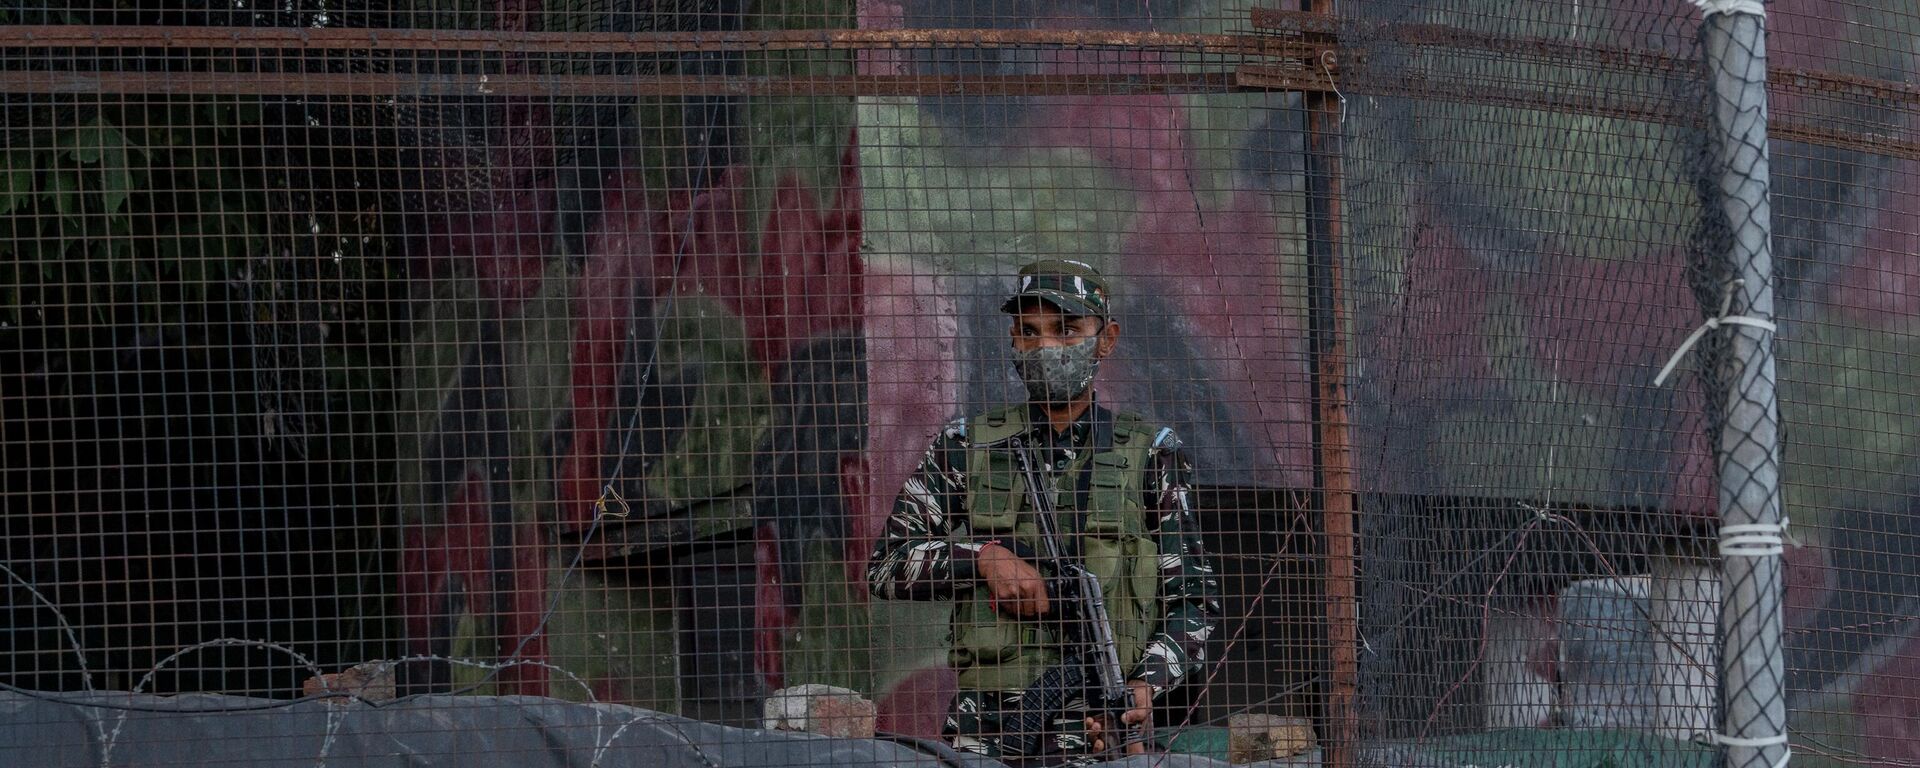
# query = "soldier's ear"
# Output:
<box><xmin>1095</xmin><ymin>319</ymin><xmax>1120</xmax><ymax>359</ymax></box>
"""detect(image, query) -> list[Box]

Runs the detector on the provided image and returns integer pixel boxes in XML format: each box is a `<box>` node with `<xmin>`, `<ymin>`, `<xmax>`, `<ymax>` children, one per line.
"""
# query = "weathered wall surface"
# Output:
<box><xmin>0</xmin><ymin>0</ymin><xmax>1910</xmax><ymax>762</ymax></box>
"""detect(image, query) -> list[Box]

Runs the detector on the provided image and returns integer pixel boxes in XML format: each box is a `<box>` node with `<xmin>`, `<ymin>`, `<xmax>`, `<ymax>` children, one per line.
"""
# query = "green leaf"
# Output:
<box><xmin>0</xmin><ymin>150</ymin><xmax>34</xmax><ymax>215</ymax></box>
<box><xmin>61</xmin><ymin>136</ymin><xmax>102</xmax><ymax>164</ymax></box>
<box><xmin>32</xmin><ymin>236</ymin><xmax>77</xmax><ymax>265</ymax></box>
<box><xmin>96</xmin><ymin>238</ymin><xmax>135</xmax><ymax>264</ymax></box>
<box><xmin>58</xmin><ymin>117</ymin><xmax>127</xmax><ymax>164</ymax></box>
<box><xmin>42</xmin><ymin>170</ymin><xmax>80</xmax><ymax>216</ymax></box>
<box><xmin>100</xmin><ymin>146</ymin><xmax>133</xmax><ymax>214</ymax></box>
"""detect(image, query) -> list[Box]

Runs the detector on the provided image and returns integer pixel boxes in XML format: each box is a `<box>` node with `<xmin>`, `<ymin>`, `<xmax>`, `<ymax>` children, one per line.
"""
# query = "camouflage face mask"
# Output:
<box><xmin>1012</xmin><ymin>333</ymin><xmax>1101</xmax><ymax>404</ymax></box>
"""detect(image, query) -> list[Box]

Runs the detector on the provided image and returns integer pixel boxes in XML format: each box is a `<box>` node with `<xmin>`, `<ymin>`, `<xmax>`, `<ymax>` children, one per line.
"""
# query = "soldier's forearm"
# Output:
<box><xmin>1127</xmin><ymin>644</ymin><xmax>1172</xmax><ymax>695</ymax></box>
<box><xmin>866</xmin><ymin>537</ymin><xmax>984</xmax><ymax>600</ymax></box>
<box><xmin>1130</xmin><ymin>557</ymin><xmax>1220</xmax><ymax>694</ymax></box>
<box><xmin>1139</xmin><ymin>469</ymin><xmax>1219</xmax><ymax>697</ymax></box>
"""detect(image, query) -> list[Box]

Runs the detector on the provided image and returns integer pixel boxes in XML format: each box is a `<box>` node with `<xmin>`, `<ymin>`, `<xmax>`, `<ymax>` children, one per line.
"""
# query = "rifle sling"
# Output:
<box><xmin>1044</xmin><ymin>402</ymin><xmax>1113</xmax><ymax>559</ymax></box>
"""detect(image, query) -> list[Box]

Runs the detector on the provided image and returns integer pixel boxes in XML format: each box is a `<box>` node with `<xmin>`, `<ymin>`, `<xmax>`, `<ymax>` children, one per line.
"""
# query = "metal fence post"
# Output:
<box><xmin>1299</xmin><ymin>1</ymin><xmax>1359</xmax><ymax>765</ymax></box>
<box><xmin>1694</xmin><ymin>2</ymin><xmax>1789</xmax><ymax>766</ymax></box>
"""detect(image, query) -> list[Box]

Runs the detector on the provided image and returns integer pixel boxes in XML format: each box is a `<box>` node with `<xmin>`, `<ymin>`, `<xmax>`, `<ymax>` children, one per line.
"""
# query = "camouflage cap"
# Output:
<box><xmin>999</xmin><ymin>259</ymin><xmax>1112</xmax><ymax>319</ymax></box>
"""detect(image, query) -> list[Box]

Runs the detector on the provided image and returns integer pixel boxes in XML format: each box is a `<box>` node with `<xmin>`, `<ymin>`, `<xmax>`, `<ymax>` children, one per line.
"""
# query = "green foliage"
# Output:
<box><xmin>2</xmin><ymin>103</ymin><xmax>272</xmax><ymax>332</ymax></box>
<box><xmin>5</xmin><ymin>98</ymin><xmax>402</xmax><ymax>639</ymax></box>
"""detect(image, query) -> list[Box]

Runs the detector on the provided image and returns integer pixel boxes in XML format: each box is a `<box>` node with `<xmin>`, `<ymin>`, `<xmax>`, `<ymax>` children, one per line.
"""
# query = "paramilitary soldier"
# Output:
<box><xmin>867</xmin><ymin>259</ymin><xmax>1221</xmax><ymax>765</ymax></box>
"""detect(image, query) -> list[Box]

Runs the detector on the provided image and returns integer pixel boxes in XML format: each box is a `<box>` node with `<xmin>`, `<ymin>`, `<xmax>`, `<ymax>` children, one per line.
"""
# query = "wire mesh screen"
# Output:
<box><xmin>1</xmin><ymin>0</ymin><xmax>1915</xmax><ymax>766</ymax></box>
<box><xmin>1339</xmin><ymin>0</ymin><xmax>1723</xmax><ymax>744</ymax></box>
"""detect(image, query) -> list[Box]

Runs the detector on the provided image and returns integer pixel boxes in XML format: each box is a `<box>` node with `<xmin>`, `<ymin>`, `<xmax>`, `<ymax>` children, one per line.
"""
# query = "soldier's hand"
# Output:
<box><xmin>977</xmin><ymin>543</ymin><xmax>1050</xmax><ymax>616</ymax></box>
<box><xmin>1085</xmin><ymin>680</ymin><xmax>1154</xmax><ymax>755</ymax></box>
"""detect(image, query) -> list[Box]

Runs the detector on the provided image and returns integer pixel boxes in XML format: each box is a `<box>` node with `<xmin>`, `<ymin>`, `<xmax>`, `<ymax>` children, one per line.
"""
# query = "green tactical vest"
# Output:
<box><xmin>950</xmin><ymin>404</ymin><xmax>1163</xmax><ymax>693</ymax></box>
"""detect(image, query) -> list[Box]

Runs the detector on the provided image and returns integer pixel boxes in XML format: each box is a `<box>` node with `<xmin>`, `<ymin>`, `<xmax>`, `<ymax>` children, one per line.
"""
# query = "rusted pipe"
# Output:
<box><xmin>1237</xmin><ymin>66</ymin><xmax>1920</xmax><ymax>161</ymax></box>
<box><xmin>0</xmin><ymin>24</ymin><xmax>1315</xmax><ymax>59</ymax></box>
<box><xmin>0</xmin><ymin>70</ymin><xmax>1243</xmax><ymax>97</ymax></box>
<box><xmin>1247</xmin><ymin>8</ymin><xmax>1920</xmax><ymax>113</ymax></box>
<box><xmin>1292</xmin><ymin>4</ymin><xmax>1360</xmax><ymax>768</ymax></box>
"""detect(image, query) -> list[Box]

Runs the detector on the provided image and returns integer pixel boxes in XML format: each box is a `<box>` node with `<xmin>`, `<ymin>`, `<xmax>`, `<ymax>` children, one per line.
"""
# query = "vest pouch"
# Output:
<box><xmin>1080</xmin><ymin>533</ymin><xmax>1156</xmax><ymax>668</ymax></box>
<box><xmin>1084</xmin><ymin>453</ymin><xmax>1142</xmax><ymax>534</ymax></box>
<box><xmin>1082</xmin><ymin>512</ymin><xmax>1126</xmax><ymax>535</ymax></box>
<box><xmin>1126</xmin><ymin>539</ymin><xmax>1162</xmax><ymax>665</ymax></box>
<box><xmin>967</xmin><ymin>456</ymin><xmax>1023</xmax><ymax>533</ymax></box>
<box><xmin>951</xmin><ymin>589</ymin><xmax>1034</xmax><ymax>667</ymax></box>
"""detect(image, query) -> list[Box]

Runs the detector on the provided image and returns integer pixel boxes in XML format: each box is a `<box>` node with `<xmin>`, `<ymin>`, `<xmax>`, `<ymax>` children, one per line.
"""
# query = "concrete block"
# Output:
<box><xmin>1557</xmin><ymin>577</ymin><xmax>1656</xmax><ymax>729</ymax></box>
<box><xmin>763</xmin><ymin>684</ymin><xmax>877</xmax><ymax>739</ymax></box>
<box><xmin>1228</xmin><ymin>713</ymin><xmax>1317</xmax><ymax>763</ymax></box>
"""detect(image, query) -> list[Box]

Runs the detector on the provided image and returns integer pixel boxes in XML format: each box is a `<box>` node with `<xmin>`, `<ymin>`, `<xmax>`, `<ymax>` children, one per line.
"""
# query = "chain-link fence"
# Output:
<box><xmin>1</xmin><ymin>0</ymin><xmax>1915</xmax><ymax>766</ymax></box>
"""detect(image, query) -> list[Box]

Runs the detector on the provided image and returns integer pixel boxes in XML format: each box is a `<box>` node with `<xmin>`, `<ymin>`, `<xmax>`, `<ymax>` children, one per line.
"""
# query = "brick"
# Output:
<box><xmin>300</xmin><ymin>661</ymin><xmax>397</xmax><ymax>705</ymax></box>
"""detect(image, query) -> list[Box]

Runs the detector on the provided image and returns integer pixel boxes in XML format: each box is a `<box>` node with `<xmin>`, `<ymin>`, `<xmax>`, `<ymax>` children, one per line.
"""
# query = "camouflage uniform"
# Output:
<box><xmin>867</xmin><ymin>400</ymin><xmax>1220</xmax><ymax>765</ymax></box>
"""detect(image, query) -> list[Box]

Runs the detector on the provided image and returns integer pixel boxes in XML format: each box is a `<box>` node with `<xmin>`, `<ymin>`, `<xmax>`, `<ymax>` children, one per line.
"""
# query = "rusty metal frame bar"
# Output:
<box><xmin>0</xmin><ymin>70</ymin><xmax>1241</xmax><ymax>97</ymax></box>
<box><xmin>1237</xmin><ymin>65</ymin><xmax>1920</xmax><ymax>161</ymax></box>
<box><xmin>3</xmin><ymin>19</ymin><xmax>1909</xmax><ymax>109</ymax></box>
<box><xmin>1292</xmin><ymin>2</ymin><xmax>1360</xmax><ymax>768</ymax></box>
<box><xmin>7</xmin><ymin>64</ymin><xmax>1900</xmax><ymax>161</ymax></box>
<box><xmin>1249</xmin><ymin>6</ymin><xmax>1920</xmax><ymax>110</ymax></box>
<box><xmin>2</xmin><ymin>22</ymin><xmax>1910</xmax><ymax>161</ymax></box>
<box><xmin>0</xmin><ymin>25</ymin><xmax>1313</xmax><ymax>58</ymax></box>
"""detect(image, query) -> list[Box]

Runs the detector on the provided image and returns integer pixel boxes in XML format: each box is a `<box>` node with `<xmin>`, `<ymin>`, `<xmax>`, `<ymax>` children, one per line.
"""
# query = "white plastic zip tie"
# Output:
<box><xmin>1690</xmin><ymin>0</ymin><xmax>1766</xmax><ymax>17</ymax></box>
<box><xmin>1713</xmin><ymin>733</ymin><xmax>1791</xmax><ymax>768</ymax></box>
<box><xmin>1653</xmin><ymin>280</ymin><xmax>1778</xmax><ymax>387</ymax></box>
<box><xmin>1714</xmin><ymin>733</ymin><xmax>1788</xmax><ymax>747</ymax></box>
<box><xmin>1721</xmin><ymin>517</ymin><xmax>1789</xmax><ymax>557</ymax></box>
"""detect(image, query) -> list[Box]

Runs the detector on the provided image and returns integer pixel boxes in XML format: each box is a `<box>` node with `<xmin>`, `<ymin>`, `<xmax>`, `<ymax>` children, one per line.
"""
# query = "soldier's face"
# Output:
<box><xmin>1009</xmin><ymin>301</ymin><xmax>1118</xmax><ymax>359</ymax></box>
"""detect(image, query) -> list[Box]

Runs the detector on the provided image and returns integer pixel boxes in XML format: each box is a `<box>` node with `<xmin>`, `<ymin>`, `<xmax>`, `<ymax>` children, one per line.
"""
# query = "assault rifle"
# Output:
<box><xmin>997</xmin><ymin>436</ymin><xmax>1138</xmax><ymax>760</ymax></box>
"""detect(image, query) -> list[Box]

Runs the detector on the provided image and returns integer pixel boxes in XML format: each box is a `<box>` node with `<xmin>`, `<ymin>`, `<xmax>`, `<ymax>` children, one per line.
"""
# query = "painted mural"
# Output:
<box><xmin>379</xmin><ymin>0</ymin><xmax>1918</xmax><ymax>759</ymax></box>
<box><xmin>8</xmin><ymin>0</ymin><xmax>1893</xmax><ymax>760</ymax></box>
<box><xmin>1330</xmin><ymin>0</ymin><xmax>1919</xmax><ymax>761</ymax></box>
<box><xmin>854</xmin><ymin>0</ymin><xmax>1918</xmax><ymax>760</ymax></box>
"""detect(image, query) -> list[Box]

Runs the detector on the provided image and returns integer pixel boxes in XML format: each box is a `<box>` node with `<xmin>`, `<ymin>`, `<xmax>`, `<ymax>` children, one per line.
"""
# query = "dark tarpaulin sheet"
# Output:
<box><xmin>0</xmin><ymin>691</ymin><xmax>1715</xmax><ymax>768</ymax></box>
<box><xmin>1</xmin><ymin>691</ymin><xmax>1000</xmax><ymax>768</ymax></box>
